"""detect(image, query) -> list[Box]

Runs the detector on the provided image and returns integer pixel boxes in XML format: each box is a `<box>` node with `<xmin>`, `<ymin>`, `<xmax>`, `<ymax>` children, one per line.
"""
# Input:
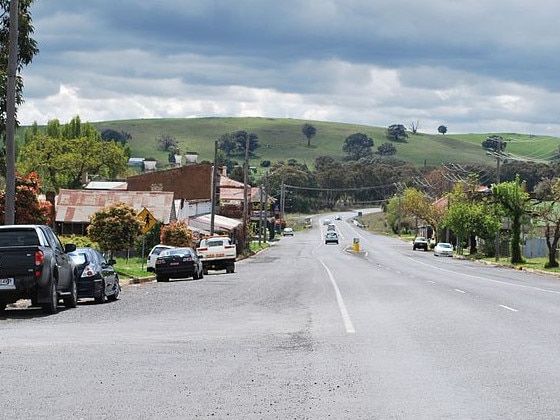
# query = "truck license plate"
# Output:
<box><xmin>0</xmin><ymin>278</ymin><xmax>15</xmax><ymax>289</ymax></box>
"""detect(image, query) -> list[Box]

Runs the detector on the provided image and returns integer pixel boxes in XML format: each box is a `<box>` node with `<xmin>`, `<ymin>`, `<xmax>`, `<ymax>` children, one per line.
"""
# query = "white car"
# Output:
<box><xmin>147</xmin><ymin>244</ymin><xmax>175</xmax><ymax>272</ymax></box>
<box><xmin>433</xmin><ymin>242</ymin><xmax>453</xmax><ymax>257</ymax></box>
<box><xmin>282</xmin><ymin>227</ymin><xmax>294</xmax><ymax>236</ymax></box>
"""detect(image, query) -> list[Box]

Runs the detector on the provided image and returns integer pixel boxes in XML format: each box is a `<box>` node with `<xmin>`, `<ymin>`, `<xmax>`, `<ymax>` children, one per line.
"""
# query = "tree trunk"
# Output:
<box><xmin>545</xmin><ymin>227</ymin><xmax>560</xmax><ymax>268</ymax></box>
<box><xmin>510</xmin><ymin>214</ymin><xmax>524</xmax><ymax>264</ymax></box>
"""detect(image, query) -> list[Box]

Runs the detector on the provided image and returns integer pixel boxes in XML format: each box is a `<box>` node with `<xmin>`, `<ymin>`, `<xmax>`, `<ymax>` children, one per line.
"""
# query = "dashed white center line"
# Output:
<box><xmin>454</xmin><ymin>289</ymin><xmax>466</xmax><ymax>294</ymax></box>
<box><xmin>500</xmin><ymin>305</ymin><xmax>519</xmax><ymax>312</ymax></box>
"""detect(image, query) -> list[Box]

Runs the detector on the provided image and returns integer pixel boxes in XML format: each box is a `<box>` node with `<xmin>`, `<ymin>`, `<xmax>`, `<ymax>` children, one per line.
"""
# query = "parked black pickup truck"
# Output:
<box><xmin>0</xmin><ymin>225</ymin><xmax>78</xmax><ymax>314</ymax></box>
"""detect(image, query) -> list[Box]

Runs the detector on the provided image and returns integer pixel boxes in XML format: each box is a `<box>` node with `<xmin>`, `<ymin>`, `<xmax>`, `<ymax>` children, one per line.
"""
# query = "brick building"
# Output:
<box><xmin>127</xmin><ymin>163</ymin><xmax>213</xmax><ymax>199</ymax></box>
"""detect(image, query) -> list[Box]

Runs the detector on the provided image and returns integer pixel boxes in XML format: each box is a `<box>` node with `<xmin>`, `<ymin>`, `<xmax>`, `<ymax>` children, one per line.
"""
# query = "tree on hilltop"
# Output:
<box><xmin>301</xmin><ymin>123</ymin><xmax>317</xmax><ymax>147</ymax></box>
<box><xmin>342</xmin><ymin>133</ymin><xmax>374</xmax><ymax>160</ymax></box>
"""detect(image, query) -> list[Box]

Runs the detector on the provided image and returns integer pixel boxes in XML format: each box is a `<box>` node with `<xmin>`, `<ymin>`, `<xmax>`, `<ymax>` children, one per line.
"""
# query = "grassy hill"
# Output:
<box><xmin>91</xmin><ymin>117</ymin><xmax>560</xmax><ymax>169</ymax></box>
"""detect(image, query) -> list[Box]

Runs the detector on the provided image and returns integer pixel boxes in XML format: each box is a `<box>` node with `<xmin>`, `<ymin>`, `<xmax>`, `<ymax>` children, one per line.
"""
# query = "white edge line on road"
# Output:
<box><xmin>500</xmin><ymin>305</ymin><xmax>519</xmax><ymax>312</ymax></box>
<box><xmin>319</xmin><ymin>259</ymin><xmax>356</xmax><ymax>334</ymax></box>
<box><xmin>454</xmin><ymin>289</ymin><xmax>466</xmax><ymax>294</ymax></box>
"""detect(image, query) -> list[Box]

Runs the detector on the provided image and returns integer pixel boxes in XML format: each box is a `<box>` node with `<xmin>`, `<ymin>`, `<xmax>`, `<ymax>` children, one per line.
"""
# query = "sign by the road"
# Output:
<box><xmin>138</xmin><ymin>207</ymin><xmax>157</xmax><ymax>234</ymax></box>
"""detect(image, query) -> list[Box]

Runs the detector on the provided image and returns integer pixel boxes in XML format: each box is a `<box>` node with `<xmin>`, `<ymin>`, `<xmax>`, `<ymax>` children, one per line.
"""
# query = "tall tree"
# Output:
<box><xmin>532</xmin><ymin>178</ymin><xmax>560</xmax><ymax>268</ymax></box>
<box><xmin>217</xmin><ymin>130</ymin><xmax>259</xmax><ymax>157</ymax></box>
<box><xmin>386</xmin><ymin>124</ymin><xmax>408</xmax><ymax>142</ymax></box>
<box><xmin>492</xmin><ymin>175</ymin><xmax>531</xmax><ymax>264</ymax></box>
<box><xmin>437</xmin><ymin>125</ymin><xmax>448</xmax><ymax>135</ymax></box>
<box><xmin>443</xmin><ymin>183</ymin><xmax>500</xmax><ymax>254</ymax></box>
<box><xmin>0</xmin><ymin>0</ymin><xmax>38</xmax><ymax>173</ymax></box>
<box><xmin>342</xmin><ymin>133</ymin><xmax>374</xmax><ymax>160</ymax></box>
<box><xmin>399</xmin><ymin>187</ymin><xmax>447</xmax><ymax>242</ymax></box>
<box><xmin>18</xmin><ymin>117</ymin><xmax>129</xmax><ymax>190</ymax></box>
<box><xmin>301</xmin><ymin>123</ymin><xmax>317</xmax><ymax>147</ymax></box>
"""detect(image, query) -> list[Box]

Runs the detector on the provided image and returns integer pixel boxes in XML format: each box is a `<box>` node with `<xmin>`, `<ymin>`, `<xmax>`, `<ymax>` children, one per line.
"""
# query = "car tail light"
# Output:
<box><xmin>34</xmin><ymin>250</ymin><xmax>44</xmax><ymax>277</ymax></box>
<box><xmin>196</xmin><ymin>247</ymin><xmax>207</xmax><ymax>252</ymax></box>
<box><xmin>34</xmin><ymin>250</ymin><xmax>44</xmax><ymax>266</ymax></box>
<box><xmin>82</xmin><ymin>264</ymin><xmax>95</xmax><ymax>278</ymax></box>
<box><xmin>224</xmin><ymin>245</ymin><xmax>234</xmax><ymax>249</ymax></box>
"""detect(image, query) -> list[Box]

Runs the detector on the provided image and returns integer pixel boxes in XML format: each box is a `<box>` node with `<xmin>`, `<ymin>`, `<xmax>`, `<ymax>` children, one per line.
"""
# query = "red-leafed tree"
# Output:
<box><xmin>0</xmin><ymin>172</ymin><xmax>52</xmax><ymax>224</ymax></box>
<box><xmin>160</xmin><ymin>221</ymin><xmax>195</xmax><ymax>247</ymax></box>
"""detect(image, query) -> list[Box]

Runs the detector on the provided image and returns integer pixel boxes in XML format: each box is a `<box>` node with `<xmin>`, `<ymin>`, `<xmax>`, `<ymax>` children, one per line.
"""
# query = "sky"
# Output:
<box><xmin>15</xmin><ymin>0</ymin><xmax>560</xmax><ymax>136</ymax></box>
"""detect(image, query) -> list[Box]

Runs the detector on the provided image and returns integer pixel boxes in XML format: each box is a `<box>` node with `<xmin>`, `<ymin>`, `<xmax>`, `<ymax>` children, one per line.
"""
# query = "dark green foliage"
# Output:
<box><xmin>101</xmin><ymin>129</ymin><xmax>131</xmax><ymax>146</ymax></box>
<box><xmin>342</xmin><ymin>133</ymin><xmax>374</xmax><ymax>160</ymax></box>
<box><xmin>260</xmin><ymin>160</ymin><xmax>271</xmax><ymax>167</ymax></box>
<box><xmin>377</xmin><ymin>142</ymin><xmax>397</xmax><ymax>156</ymax></box>
<box><xmin>438</xmin><ymin>125</ymin><xmax>448</xmax><ymax>135</ymax></box>
<box><xmin>500</xmin><ymin>161</ymin><xmax>555</xmax><ymax>192</ymax></box>
<box><xmin>217</xmin><ymin>130</ymin><xmax>259</xmax><ymax>157</ymax></box>
<box><xmin>0</xmin><ymin>0</ymin><xmax>39</xmax><ymax>172</ymax></box>
<box><xmin>482</xmin><ymin>135</ymin><xmax>507</xmax><ymax>152</ymax></box>
<box><xmin>301</xmin><ymin>123</ymin><xmax>317</xmax><ymax>147</ymax></box>
<box><xmin>156</xmin><ymin>134</ymin><xmax>178</xmax><ymax>151</ymax></box>
<box><xmin>386</xmin><ymin>124</ymin><xmax>408</xmax><ymax>142</ymax></box>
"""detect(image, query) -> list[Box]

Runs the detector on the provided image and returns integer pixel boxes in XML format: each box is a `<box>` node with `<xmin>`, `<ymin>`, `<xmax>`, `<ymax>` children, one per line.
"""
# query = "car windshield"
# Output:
<box><xmin>438</xmin><ymin>243</ymin><xmax>452</xmax><ymax>249</ymax></box>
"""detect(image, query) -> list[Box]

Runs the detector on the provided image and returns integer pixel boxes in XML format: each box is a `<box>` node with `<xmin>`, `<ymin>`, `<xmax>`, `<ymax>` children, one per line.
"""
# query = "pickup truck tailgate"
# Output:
<box><xmin>0</xmin><ymin>247</ymin><xmax>38</xmax><ymax>277</ymax></box>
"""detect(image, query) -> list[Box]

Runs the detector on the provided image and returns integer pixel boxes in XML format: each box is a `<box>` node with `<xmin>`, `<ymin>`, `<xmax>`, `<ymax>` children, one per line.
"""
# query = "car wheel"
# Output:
<box><xmin>42</xmin><ymin>278</ymin><xmax>59</xmax><ymax>314</ymax></box>
<box><xmin>0</xmin><ymin>301</ymin><xmax>6</xmax><ymax>312</ymax></box>
<box><xmin>95</xmin><ymin>281</ymin><xmax>106</xmax><ymax>304</ymax></box>
<box><xmin>203</xmin><ymin>268</ymin><xmax>209</xmax><ymax>276</ymax></box>
<box><xmin>156</xmin><ymin>275</ymin><xmax>168</xmax><ymax>282</ymax></box>
<box><xmin>107</xmin><ymin>277</ymin><xmax>120</xmax><ymax>302</ymax></box>
<box><xmin>63</xmin><ymin>277</ymin><xmax>78</xmax><ymax>309</ymax></box>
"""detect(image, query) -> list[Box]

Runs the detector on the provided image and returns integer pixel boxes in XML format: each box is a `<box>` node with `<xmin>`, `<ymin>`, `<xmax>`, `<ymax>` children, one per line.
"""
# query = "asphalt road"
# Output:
<box><xmin>2</xmin><ymin>212</ymin><xmax>560</xmax><ymax>419</ymax></box>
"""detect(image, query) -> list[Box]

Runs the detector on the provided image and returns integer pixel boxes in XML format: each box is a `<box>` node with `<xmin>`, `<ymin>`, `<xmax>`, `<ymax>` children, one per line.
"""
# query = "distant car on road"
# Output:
<box><xmin>282</xmin><ymin>227</ymin><xmax>294</xmax><ymax>236</ymax></box>
<box><xmin>334</xmin><ymin>215</ymin><xmax>341</xmax><ymax>220</ymax></box>
<box><xmin>327</xmin><ymin>223</ymin><xmax>336</xmax><ymax>232</ymax></box>
<box><xmin>434</xmin><ymin>242</ymin><xmax>454</xmax><ymax>257</ymax></box>
<box><xmin>323</xmin><ymin>218</ymin><xmax>332</xmax><ymax>226</ymax></box>
<box><xmin>69</xmin><ymin>247</ymin><xmax>120</xmax><ymax>303</ymax></box>
<box><xmin>325</xmin><ymin>231</ymin><xmax>339</xmax><ymax>245</ymax></box>
<box><xmin>413</xmin><ymin>237</ymin><xmax>429</xmax><ymax>251</ymax></box>
<box><xmin>147</xmin><ymin>244</ymin><xmax>175</xmax><ymax>272</ymax></box>
<box><xmin>155</xmin><ymin>247</ymin><xmax>204</xmax><ymax>282</ymax></box>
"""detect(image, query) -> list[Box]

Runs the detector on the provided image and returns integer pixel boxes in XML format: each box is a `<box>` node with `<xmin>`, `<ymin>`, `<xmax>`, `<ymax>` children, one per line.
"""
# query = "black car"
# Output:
<box><xmin>155</xmin><ymin>247</ymin><xmax>204</xmax><ymax>282</ymax></box>
<box><xmin>69</xmin><ymin>247</ymin><xmax>120</xmax><ymax>303</ymax></box>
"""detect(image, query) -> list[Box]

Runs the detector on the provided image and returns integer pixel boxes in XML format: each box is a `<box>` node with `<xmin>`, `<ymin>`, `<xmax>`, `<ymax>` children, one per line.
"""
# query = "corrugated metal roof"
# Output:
<box><xmin>189</xmin><ymin>213</ymin><xmax>241</xmax><ymax>233</ymax></box>
<box><xmin>55</xmin><ymin>189</ymin><xmax>175</xmax><ymax>223</ymax></box>
<box><xmin>84</xmin><ymin>181</ymin><xmax>128</xmax><ymax>190</ymax></box>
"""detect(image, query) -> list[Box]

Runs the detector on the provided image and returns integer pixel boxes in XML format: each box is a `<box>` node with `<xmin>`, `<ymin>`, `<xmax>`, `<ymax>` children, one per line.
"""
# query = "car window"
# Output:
<box><xmin>69</xmin><ymin>252</ymin><xmax>87</xmax><ymax>265</ymax></box>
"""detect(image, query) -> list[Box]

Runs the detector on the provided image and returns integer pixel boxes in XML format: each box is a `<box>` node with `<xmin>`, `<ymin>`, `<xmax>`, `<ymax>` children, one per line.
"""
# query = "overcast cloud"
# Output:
<box><xmin>16</xmin><ymin>0</ymin><xmax>560</xmax><ymax>135</ymax></box>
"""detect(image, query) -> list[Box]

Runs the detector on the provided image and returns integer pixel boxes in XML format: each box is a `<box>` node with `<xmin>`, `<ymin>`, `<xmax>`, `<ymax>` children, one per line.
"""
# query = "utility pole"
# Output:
<box><xmin>210</xmin><ymin>140</ymin><xmax>219</xmax><ymax>235</ymax></box>
<box><xmin>489</xmin><ymin>151</ymin><xmax>505</xmax><ymax>261</ymax></box>
<box><xmin>280</xmin><ymin>181</ymin><xmax>285</xmax><ymax>221</ymax></box>
<box><xmin>5</xmin><ymin>0</ymin><xmax>19</xmax><ymax>225</ymax></box>
<box><xmin>242</xmin><ymin>134</ymin><xmax>250</xmax><ymax>252</ymax></box>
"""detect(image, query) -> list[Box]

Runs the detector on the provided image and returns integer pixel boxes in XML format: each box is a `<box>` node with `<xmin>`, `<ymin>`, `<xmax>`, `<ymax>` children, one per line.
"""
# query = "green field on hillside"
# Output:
<box><xmin>86</xmin><ymin>117</ymin><xmax>560</xmax><ymax>169</ymax></box>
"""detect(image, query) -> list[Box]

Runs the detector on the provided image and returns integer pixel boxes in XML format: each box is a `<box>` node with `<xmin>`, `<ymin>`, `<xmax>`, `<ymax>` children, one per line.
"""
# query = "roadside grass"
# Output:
<box><xmin>114</xmin><ymin>256</ymin><xmax>151</xmax><ymax>279</ymax></box>
<box><xmin>113</xmin><ymin>241</ymin><xmax>272</xmax><ymax>280</ymax></box>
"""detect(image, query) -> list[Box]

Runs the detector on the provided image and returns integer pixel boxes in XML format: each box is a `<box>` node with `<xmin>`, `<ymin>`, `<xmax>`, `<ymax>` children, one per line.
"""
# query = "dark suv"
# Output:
<box><xmin>413</xmin><ymin>237</ymin><xmax>428</xmax><ymax>251</ymax></box>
